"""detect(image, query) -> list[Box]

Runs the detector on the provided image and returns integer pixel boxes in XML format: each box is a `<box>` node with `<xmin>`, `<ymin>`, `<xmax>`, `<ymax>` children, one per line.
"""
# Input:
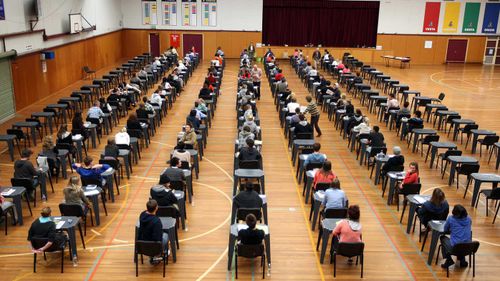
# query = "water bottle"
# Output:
<box><xmin>42</xmin><ymin>194</ymin><xmax>47</xmax><ymax>202</ymax></box>
<box><xmin>73</xmin><ymin>255</ymin><xmax>78</xmax><ymax>267</ymax></box>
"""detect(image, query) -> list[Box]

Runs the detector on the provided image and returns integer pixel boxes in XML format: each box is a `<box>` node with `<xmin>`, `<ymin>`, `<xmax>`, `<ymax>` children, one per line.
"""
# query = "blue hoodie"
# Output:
<box><xmin>444</xmin><ymin>215</ymin><xmax>472</xmax><ymax>246</ymax></box>
<box><xmin>72</xmin><ymin>164</ymin><xmax>110</xmax><ymax>182</ymax></box>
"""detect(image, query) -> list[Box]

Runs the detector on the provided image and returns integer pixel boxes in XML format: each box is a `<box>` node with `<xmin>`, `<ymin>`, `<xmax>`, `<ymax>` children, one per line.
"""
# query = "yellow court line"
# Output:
<box><xmin>280</xmin><ymin>134</ymin><xmax>326</xmax><ymax>281</ymax></box>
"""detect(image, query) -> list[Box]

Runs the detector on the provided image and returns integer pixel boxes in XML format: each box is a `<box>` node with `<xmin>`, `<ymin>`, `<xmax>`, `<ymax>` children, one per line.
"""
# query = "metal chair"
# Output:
<box><xmin>478</xmin><ymin>135</ymin><xmax>499</xmax><ymax>157</ymax></box>
<box><xmin>135</xmin><ymin>240</ymin><xmax>168</xmax><ymax>277</ymax></box>
<box><xmin>456</xmin><ymin>163</ymin><xmax>480</xmax><ymax>197</ymax></box>
<box><xmin>421</xmin><ymin>135</ymin><xmax>440</xmax><ymax>157</ymax></box>
<box><xmin>458</xmin><ymin>124</ymin><xmax>478</xmax><ymax>147</ymax></box>
<box><xmin>331</xmin><ymin>242</ymin><xmax>365</xmax><ymax>278</ymax></box>
<box><xmin>235</xmin><ymin>243</ymin><xmax>266</xmax><ymax>279</ymax></box>
<box><xmin>396</xmin><ymin>183</ymin><xmax>421</xmax><ymax>211</ymax></box>
<box><xmin>58</xmin><ymin>203</ymin><xmax>92</xmax><ymax>239</ymax></box>
<box><xmin>0</xmin><ymin>202</ymin><xmax>16</xmax><ymax>235</ymax></box>
<box><xmin>31</xmin><ymin>237</ymin><xmax>68</xmax><ymax>273</ymax></box>
<box><xmin>82</xmin><ymin>66</ymin><xmax>96</xmax><ymax>79</ymax></box>
<box><xmin>435</xmin><ymin>241</ymin><xmax>479</xmax><ymax>278</ymax></box>
<box><xmin>439</xmin><ymin>150</ymin><xmax>462</xmax><ymax>177</ymax></box>
<box><xmin>476</xmin><ymin>187</ymin><xmax>500</xmax><ymax>224</ymax></box>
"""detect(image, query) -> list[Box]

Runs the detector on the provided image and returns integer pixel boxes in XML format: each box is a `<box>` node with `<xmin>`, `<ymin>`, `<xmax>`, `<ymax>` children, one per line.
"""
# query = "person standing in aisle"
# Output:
<box><xmin>304</xmin><ymin>95</ymin><xmax>322</xmax><ymax>137</ymax></box>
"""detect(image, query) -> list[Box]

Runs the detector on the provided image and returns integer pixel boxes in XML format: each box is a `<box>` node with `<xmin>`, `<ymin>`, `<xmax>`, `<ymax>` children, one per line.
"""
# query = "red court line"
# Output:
<box><xmin>339</xmin><ymin>156</ymin><xmax>418</xmax><ymax>281</ymax></box>
<box><xmin>87</xmin><ymin>150</ymin><xmax>163</xmax><ymax>281</ymax></box>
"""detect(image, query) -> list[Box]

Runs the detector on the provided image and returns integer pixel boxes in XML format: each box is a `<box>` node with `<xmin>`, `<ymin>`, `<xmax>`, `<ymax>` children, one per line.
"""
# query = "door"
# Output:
<box><xmin>446</xmin><ymin>39</ymin><xmax>468</xmax><ymax>63</ymax></box>
<box><xmin>149</xmin><ymin>33</ymin><xmax>160</xmax><ymax>57</ymax></box>
<box><xmin>182</xmin><ymin>34</ymin><xmax>203</xmax><ymax>60</ymax></box>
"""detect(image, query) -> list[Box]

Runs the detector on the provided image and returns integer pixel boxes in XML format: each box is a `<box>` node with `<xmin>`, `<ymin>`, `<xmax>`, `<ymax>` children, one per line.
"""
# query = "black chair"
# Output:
<box><xmin>238</xmin><ymin>183</ymin><xmax>262</xmax><ymax>194</ymax></box>
<box><xmin>365</xmin><ymin>146</ymin><xmax>387</xmax><ymax>168</ymax></box>
<box><xmin>444</xmin><ymin>115</ymin><xmax>461</xmax><ymax>133</ymax></box>
<box><xmin>58</xmin><ymin>203</ymin><xmax>91</xmax><ymax>243</ymax></box>
<box><xmin>135</xmin><ymin>240</ymin><xmax>168</xmax><ymax>277</ymax></box>
<box><xmin>315</xmin><ymin>208</ymin><xmax>348</xmax><ymax>243</ymax></box>
<box><xmin>475</xmin><ymin>187</ymin><xmax>500</xmax><ymax>224</ymax></box>
<box><xmin>381</xmin><ymin>165</ymin><xmax>405</xmax><ymax>196</ymax></box>
<box><xmin>458</xmin><ymin>124</ymin><xmax>478</xmax><ymax>147</ymax></box>
<box><xmin>156</xmin><ymin>206</ymin><xmax>180</xmax><ymax>249</ymax></box>
<box><xmin>435</xmin><ymin>241</ymin><xmax>479</xmax><ymax>278</ymax></box>
<box><xmin>99</xmin><ymin>158</ymin><xmax>122</xmax><ymax>192</ymax></box>
<box><xmin>414</xmin><ymin>209</ymin><xmax>448</xmax><ymax>243</ymax></box>
<box><xmin>7</xmin><ymin>128</ymin><xmax>27</xmax><ymax>154</ymax></box>
<box><xmin>236</xmin><ymin>208</ymin><xmax>262</xmax><ymax>223</ymax></box>
<box><xmin>396</xmin><ymin>183</ymin><xmax>421</xmax><ymax>212</ymax></box>
<box><xmin>235</xmin><ymin>243</ymin><xmax>266</xmax><ymax>279</ymax></box>
<box><xmin>302</xmin><ymin>162</ymin><xmax>324</xmax><ymax>191</ymax></box>
<box><xmin>81</xmin><ymin>177</ymin><xmax>108</xmax><ymax>216</ymax></box>
<box><xmin>478</xmin><ymin>135</ymin><xmax>499</xmax><ymax>157</ymax></box>
<box><xmin>295</xmin><ymin>132</ymin><xmax>314</xmax><ymax>140</ymax></box>
<box><xmin>31</xmin><ymin>237</ymin><xmax>68</xmax><ymax>273</ymax></box>
<box><xmin>239</xmin><ymin>160</ymin><xmax>261</xmax><ymax>170</ymax></box>
<box><xmin>11</xmin><ymin>178</ymin><xmax>39</xmax><ymax>208</ymax></box>
<box><xmin>421</xmin><ymin>135</ymin><xmax>440</xmax><ymax>157</ymax></box>
<box><xmin>1</xmin><ymin>202</ymin><xmax>16</xmax><ymax>235</ymax></box>
<box><xmin>331</xmin><ymin>242</ymin><xmax>365</xmax><ymax>278</ymax></box>
<box><xmin>439</xmin><ymin>150</ymin><xmax>462</xmax><ymax>177</ymax></box>
<box><xmin>82</xmin><ymin>66</ymin><xmax>96</xmax><ymax>79</ymax></box>
<box><xmin>456</xmin><ymin>163</ymin><xmax>480</xmax><ymax>197</ymax></box>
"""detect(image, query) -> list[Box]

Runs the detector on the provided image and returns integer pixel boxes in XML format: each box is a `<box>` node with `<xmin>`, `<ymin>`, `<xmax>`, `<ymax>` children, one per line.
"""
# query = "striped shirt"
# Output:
<box><xmin>305</xmin><ymin>102</ymin><xmax>320</xmax><ymax>117</ymax></box>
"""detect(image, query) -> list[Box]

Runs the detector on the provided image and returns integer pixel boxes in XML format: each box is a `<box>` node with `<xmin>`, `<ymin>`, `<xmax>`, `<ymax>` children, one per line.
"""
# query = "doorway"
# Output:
<box><xmin>182</xmin><ymin>34</ymin><xmax>203</xmax><ymax>60</ymax></box>
<box><xmin>446</xmin><ymin>39</ymin><xmax>468</xmax><ymax>63</ymax></box>
<box><xmin>149</xmin><ymin>33</ymin><xmax>160</xmax><ymax>57</ymax></box>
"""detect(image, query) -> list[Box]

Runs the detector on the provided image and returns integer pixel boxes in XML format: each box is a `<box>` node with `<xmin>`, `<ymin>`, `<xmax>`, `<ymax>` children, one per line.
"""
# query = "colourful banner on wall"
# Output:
<box><xmin>182</xmin><ymin>0</ymin><xmax>196</xmax><ymax>26</ymax></box>
<box><xmin>162</xmin><ymin>0</ymin><xmax>177</xmax><ymax>26</ymax></box>
<box><xmin>422</xmin><ymin>2</ymin><xmax>441</xmax><ymax>33</ymax></box>
<box><xmin>0</xmin><ymin>0</ymin><xmax>5</xmax><ymax>20</ymax></box>
<box><xmin>202</xmin><ymin>0</ymin><xmax>217</xmax><ymax>27</ymax></box>
<box><xmin>142</xmin><ymin>0</ymin><xmax>158</xmax><ymax>25</ymax></box>
<box><xmin>482</xmin><ymin>3</ymin><xmax>500</xmax><ymax>34</ymax></box>
<box><xmin>170</xmin><ymin>34</ymin><xmax>181</xmax><ymax>49</ymax></box>
<box><xmin>462</xmin><ymin>3</ymin><xmax>481</xmax><ymax>33</ymax></box>
<box><xmin>442</xmin><ymin>2</ymin><xmax>460</xmax><ymax>33</ymax></box>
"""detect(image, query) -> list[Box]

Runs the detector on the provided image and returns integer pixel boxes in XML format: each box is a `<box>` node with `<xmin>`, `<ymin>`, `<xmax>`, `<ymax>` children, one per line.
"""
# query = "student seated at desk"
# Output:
<box><xmin>293</xmin><ymin>114</ymin><xmax>313</xmax><ymax>137</ymax></box>
<box><xmin>179</xmin><ymin>124</ymin><xmax>197</xmax><ymax>149</ymax></box>
<box><xmin>287</xmin><ymin>97</ymin><xmax>300</xmax><ymax>113</ymax></box>
<box><xmin>72</xmin><ymin>156</ymin><xmax>110</xmax><ymax>186</ymax></box>
<box><xmin>104</xmin><ymin>139</ymin><xmax>119</xmax><ymax>159</ymax></box>
<box><xmin>238</xmin><ymin>214</ymin><xmax>265</xmax><ymax>245</ymax></box>
<box><xmin>138</xmin><ymin>199</ymin><xmax>168</xmax><ymax>265</ymax></box>
<box><xmin>407</xmin><ymin>110</ymin><xmax>424</xmax><ymax>133</ymax></box>
<box><xmin>304</xmin><ymin>143</ymin><xmax>326</xmax><ymax>168</ymax></box>
<box><xmin>14</xmin><ymin>149</ymin><xmax>41</xmax><ymax>199</ymax></box>
<box><xmin>417</xmin><ymin>188</ymin><xmax>449</xmax><ymax>227</ymax></box>
<box><xmin>238</xmin><ymin>126</ymin><xmax>255</xmax><ymax>149</ymax></box>
<box><xmin>234</xmin><ymin>182</ymin><xmax>263</xmax><ymax>209</ymax></box>
<box><xmin>440</xmin><ymin>204</ymin><xmax>472</xmax><ymax>268</ymax></box>
<box><xmin>162</xmin><ymin>157</ymin><xmax>185</xmax><ymax>182</ymax></box>
<box><xmin>115</xmin><ymin>127</ymin><xmax>130</xmax><ymax>146</ymax></box>
<box><xmin>172</xmin><ymin>142</ymin><xmax>191</xmax><ymax>168</ymax></box>
<box><xmin>40</xmin><ymin>136</ymin><xmax>60</xmax><ymax>177</ymax></box>
<box><xmin>28</xmin><ymin>207</ymin><xmax>66</xmax><ymax>254</ymax></box>
<box><xmin>198</xmin><ymin>82</ymin><xmax>212</xmax><ymax>100</ymax></box>
<box><xmin>63</xmin><ymin>176</ymin><xmax>91</xmax><ymax>211</ymax></box>
<box><xmin>366</xmin><ymin>126</ymin><xmax>385</xmax><ymax>153</ymax></box>
<box><xmin>332</xmin><ymin>205</ymin><xmax>362</xmax><ymax>259</ymax></box>
<box><xmin>243</xmin><ymin>116</ymin><xmax>259</xmax><ymax>136</ymax></box>
<box><xmin>239</xmin><ymin>138</ymin><xmax>262</xmax><ymax>162</ymax></box>
<box><xmin>399</xmin><ymin>162</ymin><xmax>419</xmax><ymax>190</ymax></box>
<box><xmin>87</xmin><ymin>101</ymin><xmax>105</xmax><ymax>123</ymax></box>
<box><xmin>321</xmin><ymin>178</ymin><xmax>347</xmax><ymax>209</ymax></box>
<box><xmin>314</xmin><ymin>161</ymin><xmax>337</xmax><ymax>190</ymax></box>
<box><xmin>126</xmin><ymin>113</ymin><xmax>142</xmax><ymax>131</ymax></box>
<box><xmin>381</xmin><ymin>146</ymin><xmax>405</xmax><ymax>176</ymax></box>
<box><xmin>289</xmin><ymin>107</ymin><xmax>301</xmax><ymax>127</ymax></box>
<box><xmin>187</xmin><ymin>110</ymin><xmax>201</xmax><ymax>131</ymax></box>
<box><xmin>353</xmin><ymin>117</ymin><xmax>371</xmax><ymax>136</ymax></box>
<box><xmin>150</xmin><ymin>174</ymin><xmax>178</xmax><ymax>210</ymax></box>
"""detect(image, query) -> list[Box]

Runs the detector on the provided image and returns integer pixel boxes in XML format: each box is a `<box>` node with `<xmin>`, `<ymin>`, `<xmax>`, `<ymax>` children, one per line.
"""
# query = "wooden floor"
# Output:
<box><xmin>0</xmin><ymin>59</ymin><xmax>499</xmax><ymax>281</ymax></box>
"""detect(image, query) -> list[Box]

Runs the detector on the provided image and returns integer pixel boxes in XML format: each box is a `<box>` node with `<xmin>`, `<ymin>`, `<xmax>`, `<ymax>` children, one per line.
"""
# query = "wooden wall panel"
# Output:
<box><xmin>376</xmin><ymin>34</ymin><xmax>486</xmax><ymax>64</ymax></box>
<box><xmin>11</xmin><ymin>31</ymin><xmax>123</xmax><ymax>111</ymax></box>
<box><xmin>121</xmin><ymin>29</ymin><xmax>262</xmax><ymax>60</ymax></box>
